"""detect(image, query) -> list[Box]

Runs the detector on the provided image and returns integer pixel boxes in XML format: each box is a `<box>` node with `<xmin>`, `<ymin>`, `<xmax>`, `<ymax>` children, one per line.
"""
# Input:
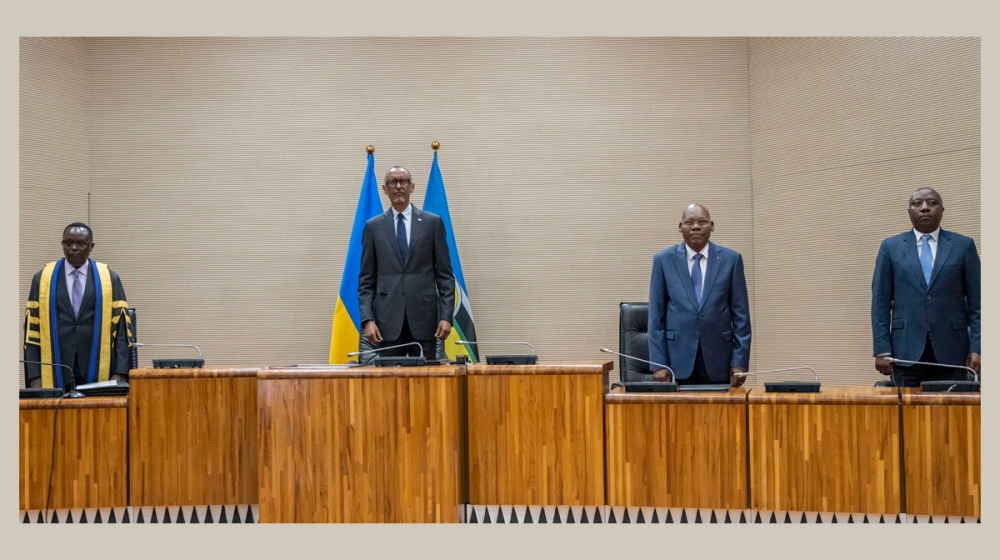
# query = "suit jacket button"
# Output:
<box><xmin>927</xmin><ymin>295</ymin><xmax>932</xmax><ymax>300</ymax></box>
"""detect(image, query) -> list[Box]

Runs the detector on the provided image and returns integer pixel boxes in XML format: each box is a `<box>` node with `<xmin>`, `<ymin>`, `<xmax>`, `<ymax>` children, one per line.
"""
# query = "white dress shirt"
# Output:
<box><xmin>685</xmin><ymin>243</ymin><xmax>710</xmax><ymax>295</ymax></box>
<box><xmin>913</xmin><ymin>227</ymin><xmax>940</xmax><ymax>265</ymax></box>
<box><xmin>64</xmin><ymin>260</ymin><xmax>88</xmax><ymax>295</ymax></box>
<box><xmin>391</xmin><ymin>204</ymin><xmax>413</xmax><ymax>245</ymax></box>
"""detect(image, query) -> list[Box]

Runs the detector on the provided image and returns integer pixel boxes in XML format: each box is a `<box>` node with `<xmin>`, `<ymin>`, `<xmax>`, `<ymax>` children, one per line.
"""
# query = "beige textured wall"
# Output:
<box><xmin>747</xmin><ymin>37</ymin><xmax>980</xmax><ymax>386</ymax></box>
<box><xmin>83</xmin><ymin>37</ymin><xmax>754</xmax><ymax>376</ymax></box>
<box><xmin>19</xmin><ymin>37</ymin><xmax>92</xmax><ymax>387</ymax></box>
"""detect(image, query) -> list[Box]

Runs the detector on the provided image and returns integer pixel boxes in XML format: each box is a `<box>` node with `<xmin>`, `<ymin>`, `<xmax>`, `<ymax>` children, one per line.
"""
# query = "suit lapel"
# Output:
<box><xmin>927</xmin><ymin>230</ymin><xmax>953</xmax><ymax>289</ymax></box>
<box><xmin>902</xmin><ymin>234</ymin><xmax>928</xmax><ymax>290</ymax></box>
<box><xmin>55</xmin><ymin>261</ymin><xmax>74</xmax><ymax>318</ymax></box>
<box><xmin>699</xmin><ymin>243</ymin><xmax>722</xmax><ymax>309</ymax></box>
<box><xmin>407</xmin><ymin>208</ymin><xmax>425</xmax><ymax>269</ymax></box>
<box><xmin>671</xmin><ymin>244</ymin><xmax>698</xmax><ymax>308</ymax></box>
<box><xmin>79</xmin><ymin>260</ymin><xmax>97</xmax><ymax>312</ymax></box>
<box><xmin>381</xmin><ymin>209</ymin><xmax>404</xmax><ymax>267</ymax></box>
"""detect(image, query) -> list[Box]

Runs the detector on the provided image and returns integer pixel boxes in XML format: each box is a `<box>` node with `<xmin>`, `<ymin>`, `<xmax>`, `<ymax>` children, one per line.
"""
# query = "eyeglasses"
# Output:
<box><xmin>61</xmin><ymin>240</ymin><xmax>91</xmax><ymax>248</ymax></box>
<box><xmin>385</xmin><ymin>179</ymin><xmax>412</xmax><ymax>188</ymax></box>
<box><xmin>681</xmin><ymin>219</ymin><xmax>711</xmax><ymax>227</ymax></box>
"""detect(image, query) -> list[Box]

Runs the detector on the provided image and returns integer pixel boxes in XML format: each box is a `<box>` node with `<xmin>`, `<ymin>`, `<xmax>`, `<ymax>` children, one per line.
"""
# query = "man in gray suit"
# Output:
<box><xmin>358</xmin><ymin>166</ymin><xmax>455</xmax><ymax>360</ymax></box>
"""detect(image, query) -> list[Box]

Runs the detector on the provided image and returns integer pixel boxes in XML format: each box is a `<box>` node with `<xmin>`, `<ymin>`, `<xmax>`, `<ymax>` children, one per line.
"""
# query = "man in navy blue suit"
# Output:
<box><xmin>872</xmin><ymin>188</ymin><xmax>981</xmax><ymax>387</ymax></box>
<box><xmin>648</xmin><ymin>203</ymin><xmax>752</xmax><ymax>386</ymax></box>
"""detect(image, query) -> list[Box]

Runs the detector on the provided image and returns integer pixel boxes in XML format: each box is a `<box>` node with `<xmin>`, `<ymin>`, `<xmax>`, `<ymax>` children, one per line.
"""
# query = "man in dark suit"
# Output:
<box><xmin>358</xmin><ymin>166</ymin><xmax>455</xmax><ymax>360</ymax></box>
<box><xmin>648</xmin><ymin>204</ymin><xmax>751</xmax><ymax>386</ymax></box>
<box><xmin>23</xmin><ymin>223</ymin><xmax>131</xmax><ymax>389</ymax></box>
<box><xmin>872</xmin><ymin>188</ymin><xmax>981</xmax><ymax>387</ymax></box>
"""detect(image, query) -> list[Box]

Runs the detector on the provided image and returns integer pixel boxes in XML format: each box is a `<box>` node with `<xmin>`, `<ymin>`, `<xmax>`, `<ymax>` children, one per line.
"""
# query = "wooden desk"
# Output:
<box><xmin>129</xmin><ymin>368</ymin><xmax>259</xmax><ymax>507</ymax></box>
<box><xmin>257</xmin><ymin>365</ymin><xmax>467</xmax><ymax>523</ymax></box>
<box><xmin>748</xmin><ymin>387</ymin><xmax>900</xmax><ymax>514</ymax></box>
<box><xmin>605</xmin><ymin>387</ymin><xmax>747</xmax><ymax>509</ymax></box>
<box><xmin>20</xmin><ymin>397</ymin><xmax>128</xmax><ymax>511</ymax></box>
<box><xmin>467</xmin><ymin>362</ymin><xmax>611</xmax><ymax>507</ymax></box>
<box><xmin>901</xmin><ymin>389</ymin><xmax>980</xmax><ymax>517</ymax></box>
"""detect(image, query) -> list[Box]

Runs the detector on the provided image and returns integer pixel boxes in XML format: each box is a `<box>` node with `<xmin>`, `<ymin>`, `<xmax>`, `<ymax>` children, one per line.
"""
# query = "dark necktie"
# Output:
<box><xmin>397</xmin><ymin>213</ymin><xmax>408</xmax><ymax>264</ymax></box>
<box><xmin>692</xmin><ymin>253</ymin><xmax>704</xmax><ymax>305</ymax></box>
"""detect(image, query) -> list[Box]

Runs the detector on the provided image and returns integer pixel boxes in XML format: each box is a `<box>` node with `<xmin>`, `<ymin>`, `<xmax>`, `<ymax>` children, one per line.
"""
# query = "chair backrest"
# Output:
<box><xmin>619</xmin><ymin>302</ymin><xmax>650</xmax><ymax>383</ymax></box>
<box><xmin>127</xmin><ymin>308</ymin><xmax>138</xmax><ymax>369</ymax></box>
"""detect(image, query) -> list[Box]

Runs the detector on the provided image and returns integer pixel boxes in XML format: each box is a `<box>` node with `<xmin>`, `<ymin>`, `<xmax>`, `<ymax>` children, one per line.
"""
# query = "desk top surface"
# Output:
<box><xmin>259</xmin><ymin>364</ymin><xmax>464</xmax><ymax>379</ymax></box>
<box><xmin>19</xmin><ymin>396</ymin><xmax>128</xmax><ymax>410</ymax></box>
<box><xmin>899</xmin><ymin>387</ymin><xmax>981</xmax><ymax>406</ymax></box>
<box><xmin>605</xmin><ymin>385</ymin><xmax>747</xmax><ymax>404</ymax></box>
<box><xmin>467</xmin><ymin>361</ymin><xmax>613</xmax><ymax>376</ymax></box>
<box><xmin>130</xmin><ymin>367</ymin><xmax>261</xmax><ymax>379</ymax></box>
<box><xmin>747</xmin><ymin>386</ymin><xmax>898</xmax><ymax>405</ymax></box>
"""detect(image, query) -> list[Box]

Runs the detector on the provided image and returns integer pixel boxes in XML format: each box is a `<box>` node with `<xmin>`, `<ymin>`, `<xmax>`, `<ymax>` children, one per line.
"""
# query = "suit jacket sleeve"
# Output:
<box><xmin>358</xmin><ymin>222</ymin><xmax>377</xmax><ymax>327</ymax></box>
<box><xmin>871</xmin><ymin>240</ymin><xmax>894</xmax><ymax>357</ymax></box>
<box><xmin>729</xmin><ymin>253</ymin><xmax>752</xmax><ymax>371</ymax></box>
<box><xmin>23</xmin><ymin>271</ymin><xmax>42</xmax><ymax>384</ymax></box>
<box><xmin>111</xmin><ymin>272</ymin><xmax>131</xmax><ymax>376</ymax></box>
<box><xmin>965</xmin><ymin>238</ymin><xmax>981</xmax><ymax>354</ymax></box>
<box><xmin>648</xmin><ymin>255</ymin><xmax>669</xmax><ymax>368</ymax></box>
<box><xmin>433</xmin><ymin>217</ymin><xmax>456</xmax><ymax>324</ymax></box>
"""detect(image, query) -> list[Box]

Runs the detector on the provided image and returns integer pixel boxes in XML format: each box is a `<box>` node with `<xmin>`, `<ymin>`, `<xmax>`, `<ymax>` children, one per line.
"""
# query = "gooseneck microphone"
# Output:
<box><xmin>732</xmin><ymin>365</ymin><xmax>819</xmax><ymax>383</ymax></box>
<box><xmin>133</xmin><ymin>342</ymin><xmax>203</xmax><ymax>359</ymax></box>
<box><xmin>884</xmin><ymin>357</ymin><xmax>979</xmax><ymax>383</ymax></box>
<box><xmin>455</xmin><ymin>340</ymin><xmax>535</xmax><ymax>355</ymax></box>
<box><xmin>347</xmin><ymin>341</ymin><xmax>425</xmax><ymax>359</ymax></box>
<box><xmin>599</xmin><ymin>347</ymin><xmax>674</xmax><ymax>377</ymax></box>
<box><xmin>20</xmin><ymin>360</ymin><xmax>77</xmax><ymax>392</ymax></box>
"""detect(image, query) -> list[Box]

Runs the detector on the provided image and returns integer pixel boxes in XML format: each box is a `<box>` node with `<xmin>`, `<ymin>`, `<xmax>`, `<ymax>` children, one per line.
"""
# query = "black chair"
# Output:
<box><xmin>619</xmin><ymin>302</ymin><xmax>651</xmax><ymax>383</ymax></box>
<box><xmin>127</xmin><ymin>308</ymin><xmax>138</xmax><ymax>369</ymax></box>
<box><xmin>873</xmin><ymin>379</ymin><xmax>893</xmax><ymax>387</ymax></box>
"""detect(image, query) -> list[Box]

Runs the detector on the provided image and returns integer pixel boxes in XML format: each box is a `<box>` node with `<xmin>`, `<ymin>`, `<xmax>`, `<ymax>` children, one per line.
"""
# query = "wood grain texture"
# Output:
<box><xmin>606</xmin><ymin>392</ymin><xmax>747</xmax><ymax>509</ymax></box>
<box><xmin>606</xmin><ymin>386</ymin><xmax>747</xmax><ymax>404</ymax></box>
<box><xmin>749</xmin><ymin>387</ymin><xmax>900</xmax><ymax>513</ymax></box>
<box><xmin>260</xmin><ymin>365</ymin><xmax>463</xmax><ymax>379</ymax></box>
<box><xmin>129</xmin><ymin>370</ymin><xmax>258</xmax><ymax>506</ymax></box>
<box><xmin>900</xmin><ymin>387</ymin><xmax>981</xmax><ymax>406</ymax></box>
<box><xmin>130</xmin><ymin>367</ymin><xmax>260</xmax><ymax>379</ymax></box>
<box><xmin>20</xmin><ymin>397</ymin><xmax>128</xmax><ymax>510</ymax></box>
<box><xmin>468</xmin><ymin>364</ymin><xmax>607</xmax><ymax>506</ymax></box>
<box><xmin>747</xmin><ymin>386</ymin><xmax>898</xmax><ymax>405</ymax></box>
<box><xmin>902</xmin><ymin>392</ymin><xmax>980</xmax><ymax>517</ymax></box>
<box><xmin>258</xmin><ymin>373</ymin><xmax>467</xmax><ymax>522</ymax></box>
<box><xmin>467</xmin><ymin>361</ymin><xmax>613</xmax><ymax>376</ymax></box>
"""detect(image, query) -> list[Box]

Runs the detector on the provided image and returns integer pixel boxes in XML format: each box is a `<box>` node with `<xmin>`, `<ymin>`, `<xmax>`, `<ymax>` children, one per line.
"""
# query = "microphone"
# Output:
<box><xmin>884</xmin><ymin>358</ymin><xmax>979</xmax><ymax>383</ymax></box>
<box><xmin>458</xmin><ymin>340</ymin><xmax>536</xmax><ymax>365</ymax></box>
<box><xmin>347</xmin><ymin>341</ymin><xmax>425</xmax><ymax>359</ymax></box>
<box><xmin>599</xmin><ymin>347</ymin><xmax>674</xmax><ymax>377</ymax></box>
<box><xmin>732</xmin><ymin>365</ymin><xmax>820</xmax><ymax>393</ymax></box>
<box><xmin>19</xmin><ymin>360</ymin><xmax>81</xmax><ymax>397</ymax></box>
<box><xmin>133</xmin><ymin>342</ymin><xmax>204</xmax><ymax>368</ymax></box>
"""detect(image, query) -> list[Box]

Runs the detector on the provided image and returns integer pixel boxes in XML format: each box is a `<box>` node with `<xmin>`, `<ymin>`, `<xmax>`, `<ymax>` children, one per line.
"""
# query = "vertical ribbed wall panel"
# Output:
<box><xmin>82</xmin><ymin>38</ymin><xmax>753</xmax><ymax>379</ymax></box>
<box><xmin>747</xmin><ymin>37</ymin><xmax>980</xmax><ymax>387</ymax></box>
<box><xmin>19</xmin><ymin>38</ymin><xmax>91</xmax><ymax>387</ymax></box>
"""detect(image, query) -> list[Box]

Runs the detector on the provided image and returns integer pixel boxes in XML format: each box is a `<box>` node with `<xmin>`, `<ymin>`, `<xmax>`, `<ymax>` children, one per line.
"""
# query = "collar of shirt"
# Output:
<box><xmin>65</xmin><ymin>260</ymin><xmax>89</xmax><ymax>279</ymax></box>
<box><xmin>391</xmin><ymin>204</ymin><xmax>413</xmax><ymax>223</ymax></box>
<box><xmin>913</xmin><ymin>227</ymin><xmax>940</xmax><ymax>244</ymax></box>
<box><xmin>684</xmin><ymin>243</ymin><xmax>710</xmax><ymax>261</ymax></box>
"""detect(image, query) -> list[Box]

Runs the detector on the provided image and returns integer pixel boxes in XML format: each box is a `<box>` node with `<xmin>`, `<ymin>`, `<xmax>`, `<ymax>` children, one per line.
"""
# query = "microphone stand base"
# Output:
<box><xmin>920</xmin><ymin>380</ymin><xmax>980</xmax><ymax>393</ymax></box>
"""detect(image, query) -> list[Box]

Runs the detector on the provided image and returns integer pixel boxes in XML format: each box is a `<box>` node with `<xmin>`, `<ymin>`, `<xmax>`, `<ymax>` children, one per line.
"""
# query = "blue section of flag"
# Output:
<box><xmin>338</xmin><ymin>153</ymin><xmax>384</xmax><ymax>329</ymax></box>
<box><xmin>422</xmin><ymin>151</ymin><xmax>468</xmax><ymax>293</ymax></box>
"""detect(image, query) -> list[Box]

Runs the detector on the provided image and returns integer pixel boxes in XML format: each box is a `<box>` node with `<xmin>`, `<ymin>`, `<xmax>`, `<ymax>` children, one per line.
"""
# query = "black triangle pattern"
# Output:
<box><xmin>637</xmin><ymin>509</ymin><xmax>645</xmax><ymax>523</ymax></box>
<box><xmin>232</xmin><ymin>506</ymin><xmax>241</xmax><ymax>524</ymax></box>
<box><xmin>815</xmin><ymin>513</ymin><xmax>822</xmax><ymax>523</ymax></box>
<box><xmin>594</xmin><ymin>508</ymin><xmax>602</xmax><ymax>523</ymax></box>
<box><xmin>66</xmin><ymin>510</ymin><xmax>74</xmax><ymax>523</ymax></box>
<box><xmin>191</xmin><ymin>507</ymin><xmax>200</xmax><ymax>523</ymax></box>
<box><xmin>122</xmin><ymin>508</ymin><xmax>129</xmax><ymax>523</ymax></box>
<box><xmin>739</xmin><ymin>511</ymin><xmax>747</xmax><ymax>523</ymax></box>
<box><xmin>652</xmin><ymin>509</ymin><xmax>660</xmax><ymax>523</ymax></box>
<box><xmin>219</xmin><ymin>505</ymin><xmax>228</xmax><ymax>523</ymax></box>
<box><xmin>567</xmin><ymin>508</ymin><xmax>575</xmax><ymax>523</ymax></box>
<box><xmin>848</xmin><ymin>515</ymin><xmax>854</xmax><ymax>523</ymax></box>
<box><xmin>204</xmin><ymin>506</ymin><xmax>214</xmax><ymax>523</ymax></box>
<box><xmin>960</xmin><ymin>518</ymin><xmax>965</xmax><ymax>524</ymax></box>
<box><xmin>150</xmin><ymin>508</ymin><xmax>158</xmax><ymax>523</ymax></box>
<box><xmin>784</xmin><ymin>512</ymin><xmax>791</xmax><ymax>523</ymax></box>
<box><xmin>51</xmin><ymin>511</ymin><xmax>59</xmax><ymax>523</ymax></box>
<box><xmin>681</xmin><ymin>510</ymin><xmax>689</xmax><ymax>523</ymax></box>
<box><xmin>524</xmin><ymin>507</ymin><xmax>533</xmax><ymax>523</ymax></box>
<box><xmin>769</xmin><ymin>512</ymin><xmax>776</xmax><ymax>524</ymax></box>
<box><xmin>800</xmin><ymin>513</ymin><xmax>808</xmax><ymax>523</ymax></box>
<box><xmin>580</xmin><ymin>508</ymin><xmax>588</xmax><ymax>523</ymax></box>
<box><xmin>896</xmin><ymin>515</ymin><xmax>902</xmax><ymax>524</ymax></box>
<box><xmin>879</xmin><ymin>515</ymin><xmax>885</xmax><ymax>524</ymax></box>
<box><xmin>927</xmin><ymin>516</ymin><xmax>933</xmax><ymax>523</ymax></box>
<box><xmin>37</xmin><ymin>511</ymin><xmax>45</xmax><ymax>524</ymax></box>
<box><xmin>163</xmin><ymin>507</ymin><xmax>172</xmax><ymax>523</ymax></box>
<box><xmin>621</xmin><ymin>508</ymin><xmax>629</xmax><ymax>523</ymax></box>
<box><xmin>666</xmin><ymin>510</ymin><xmax>674</xmax><ymax>523</ymax></box>
<box><xmin>94</xmin><ymin>509</ymin><xmax>103</xmax><ymax>523</ymax></box>
<box><xmin>724</xmin><ymin>511</ymin><xmax>731</xmax><ymax>524</ymax></box>
<box><xmin>944</xmin><ymin>517</ymin><xmax>949</xmax><ymax>524</ymax></box>
<box><xmin>754</xmin><ymin>512</ymin><xmax>762</xmax><ymax>524</ymax></box>
<box><xmin>79</xmin><ymin>510</ymin><xmax>88</xmax><ymax>523</ymax></box>
<box><xmin>137</xmin><ymin>509</ymin><xmax>145</xmax><ymax>523</ymax></box>
<box><xmin>831</xmin><ymin>514</ymin><xmax>838</xmax><ymax>523</ymax></box>
<box><xmin>551</xmin><ymin>508</ymin><xmax>559</xmax><ymax>523</ymax></box>
<box><xmin>510</xmin><ymin>507</ymin><xmax>518</xmax><ymax>523</ymax></box>
<box><xmin>710</xmin><ymin>511</ymin><xmax>718</xmax><ymax>523</ymax></box>
<box><xmin>496</xmin><ymin>507</ymin><xmax>505</xmax><ymax>523</ymax></box>
<box><xmin>538</xmin><ymin>508</ymin><xmax>546</xmax><ymax>523</ymax></box>
<box><xmin>22</xmin><ymin>512</ymin><xmax>30</xmax><ymax>524</ymax></box>
<box><xmin>177</xmin><ymin>507</ymin><xmax>185</xmax><ymax>523</ymax></box>
<box><xmin>469</xmin><ymin>507</ymin><xmax>478</xmax><ymax>523</ymax></box>
<box><xmin>483</xmin><ymin>507</ymin><xmax>491</xmax><ymax>523</ymax></box>
<box><xmin>695</xmin><ymin>510</ymin><xmax>703</xmax><ymax>523</ymax></box>
<box><xmin>863</xmin><ymin>515</ymin><xmax>869</xmax><ymax>523</ymax></box>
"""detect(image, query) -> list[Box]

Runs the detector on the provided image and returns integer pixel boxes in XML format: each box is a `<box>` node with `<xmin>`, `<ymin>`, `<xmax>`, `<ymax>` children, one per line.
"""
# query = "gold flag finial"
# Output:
<box><xmin>366</xmin><ymin>145</ymin><xmax>375</xmax><ymax>154</ymax></box>
<box><xmin>431</xmin><ymin>141</ymin><xmax>440</xmax><ymax>151</ymax></box>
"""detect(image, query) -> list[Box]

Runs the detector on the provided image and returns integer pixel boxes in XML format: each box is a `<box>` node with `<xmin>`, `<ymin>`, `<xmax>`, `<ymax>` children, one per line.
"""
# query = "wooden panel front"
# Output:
<box><xmin>605</xmin><ymin>389</ymin><xmax>747</xmax><ymax>509</ymax></box>
<box><xmin>129</xmin><ymin>368</ymin><xmax>258</xmax><ymax>506</ymax></box>
<box><xmin>901</xmin><ymin>390</ymin><xmax>980</xmax><ymax>517</ymax></box>
<box><xmin>258</xmin><ymin>366</ymin><xmax>466</xmax><ymax>523</ymax></box>
<box><xmin>20</xmin><ymin>397</ymin><xmax>128</xmax><ymax>510</ymax></box>
<box><xmin>749</xmin><ymin>387</ymin><xmax>900</xmax><ymax>514</ymax></box>
<box><xmin>467</xmin><ymin>362</ymin><xmax>610</xmax><ymax>506</ymax></box>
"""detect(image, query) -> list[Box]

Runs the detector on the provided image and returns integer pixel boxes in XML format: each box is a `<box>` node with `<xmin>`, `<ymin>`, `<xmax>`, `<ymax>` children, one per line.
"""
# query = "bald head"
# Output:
<box><xmin>384</xmin><ymin>166</ymin><xmax>411</xmax><ymax>185</ymax></box>
<box><xmin>678</xmin><ymin>203</ymin><xmax>715</xmax><ymax>252</ymax></box>
<box><xmin>383</xmin><ymin>166</ymin><xmax>416</xmax><ymax>212</ymax></box>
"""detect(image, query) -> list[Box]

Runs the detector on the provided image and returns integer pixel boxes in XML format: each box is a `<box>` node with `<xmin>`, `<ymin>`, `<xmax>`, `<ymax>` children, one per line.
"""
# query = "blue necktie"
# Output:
<box><xmin>396</xmin><ymin>213</ymin><xmax>408</xmax><ymax>264</ymax></box>
<box><xmin>71</xmin><ymin>270</ymin><xmax>83</xmax><ymax>317</ymax></box>
<box><xmin>692</xmin><ymin>253</ymin><xmax>704</xmax><ymax>305</ymax></box>
<box><xmin>920</xmin><ymin>234</ymin><xmax>933</xmax><ymax>286</ymax></box>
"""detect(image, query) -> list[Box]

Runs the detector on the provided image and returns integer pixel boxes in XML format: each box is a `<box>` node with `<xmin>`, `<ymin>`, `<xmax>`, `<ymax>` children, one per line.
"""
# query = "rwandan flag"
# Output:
<box><xmin>329</xmin><ymin>150</ymin><xmax>384</xmax><ymax>363</ymax></box>
<box><xmin>423</xmin><ymin>146</ymin><xmax>479</xmax><ymax>362</ymax></box>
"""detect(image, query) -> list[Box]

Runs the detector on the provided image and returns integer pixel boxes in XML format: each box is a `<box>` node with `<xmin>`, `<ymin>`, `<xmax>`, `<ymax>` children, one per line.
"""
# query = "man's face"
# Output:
<box><xmin>908</xmin><ymin>189</ymin><xmax>944</xmax><ymax>233</ymax></box>
<box><xmin>383</xmin><ymin>169</ymin><xmax>414</xmax><ymax>207</ymax></box>
<box><xmin>678</xmin><ymin>206</ymin><xmax>714</xmax><ymax>251</ymax></box>
<box><xmin>62</xmin><ymin>227</ymin><xmax>93</xmax><ymax>268</ymax></box>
